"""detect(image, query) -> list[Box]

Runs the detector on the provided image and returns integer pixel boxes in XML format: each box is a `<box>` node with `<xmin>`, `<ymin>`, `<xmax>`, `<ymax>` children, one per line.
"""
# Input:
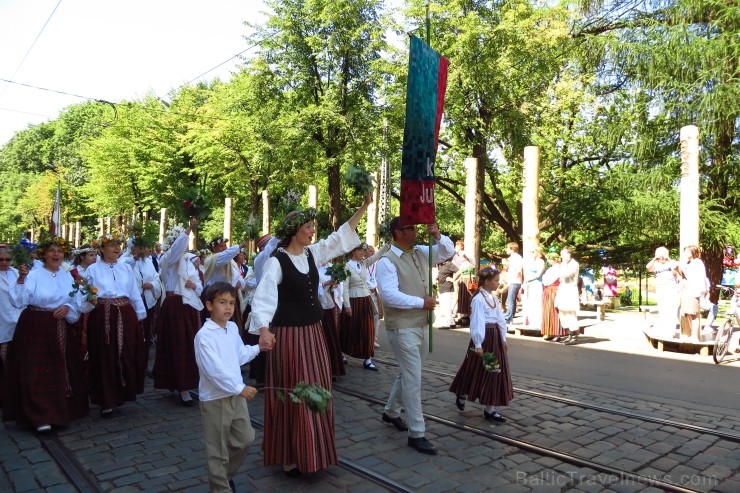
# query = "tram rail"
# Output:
<box><xmin>373</xmin><ymin>357</ymin><xmax>740</xmax><ymax>443</ymax></box>
<box><xmin>333</xmin><ymin>384</ymin><xmax>707</xmax><ymax>493</ymax></box>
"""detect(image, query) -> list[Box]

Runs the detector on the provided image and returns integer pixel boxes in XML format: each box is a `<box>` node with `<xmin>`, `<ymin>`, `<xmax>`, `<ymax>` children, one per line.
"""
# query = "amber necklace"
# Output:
<box><xmin>479</xmin><ymin>288</ymin><xmax>498</xmax><ymax>310</ymax></box>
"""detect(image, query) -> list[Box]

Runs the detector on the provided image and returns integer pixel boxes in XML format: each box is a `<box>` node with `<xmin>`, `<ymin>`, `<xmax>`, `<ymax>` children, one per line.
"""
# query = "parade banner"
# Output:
<box><xmin>400</xmin><ymin>35</ymin><xmax>448</xmax><ymax>225</ymax></box>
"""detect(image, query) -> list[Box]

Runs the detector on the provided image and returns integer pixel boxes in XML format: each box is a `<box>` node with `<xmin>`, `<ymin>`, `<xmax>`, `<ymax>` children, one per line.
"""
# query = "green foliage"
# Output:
<box><xmin>274</xmin><ymin>382</ymin><xmax>333</xmax><ymax>413</ymax></box>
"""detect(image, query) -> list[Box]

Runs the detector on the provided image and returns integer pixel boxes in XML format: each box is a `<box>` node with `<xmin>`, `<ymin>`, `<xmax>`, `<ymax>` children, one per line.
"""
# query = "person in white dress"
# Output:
<box><xmin>0</xmin><ymin>245</ymin><xmax>21</xmax><ymax>370</ymax></box>
<box><xmin>4</xmin><ymin>236</ymin><xmax>88</xmax><ymax>432</ymax></box>
<box><xmin>555</xmin><ymin>247</ymin><xmax>581</xmax><ymax>345</ymax></box>
<box><xmin>82</xmin><ymin>233</ymin><xmax>147</xmax><ymax>417</ymax></box>
<box><xmin>523</xmin><ymin>246</ymin><xmax>546</xmax><ymax>332</ymax></box>
<box><xmin>646</xmin><ymin>247</ymin><xmax>680</xmax><ymax>337</ymax></box>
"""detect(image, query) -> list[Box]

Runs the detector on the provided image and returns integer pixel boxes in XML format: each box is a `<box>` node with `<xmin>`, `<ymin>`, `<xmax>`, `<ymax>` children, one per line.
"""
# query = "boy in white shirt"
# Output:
<box><xmin>195</xmin><ymin>282</ymin><xmax>269</xmax><ymax>492</ymax></box>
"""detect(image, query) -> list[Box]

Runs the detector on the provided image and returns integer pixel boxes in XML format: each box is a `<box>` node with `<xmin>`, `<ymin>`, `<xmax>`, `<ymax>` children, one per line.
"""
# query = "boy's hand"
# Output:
<box><xmin>241</xmin><ymin>386</ymin><xmax>257</xmax><ymax>400</ymax></box>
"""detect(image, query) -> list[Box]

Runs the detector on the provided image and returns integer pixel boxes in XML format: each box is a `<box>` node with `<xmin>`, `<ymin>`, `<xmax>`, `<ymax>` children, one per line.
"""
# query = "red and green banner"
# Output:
<box><xmin>400</xmin><ymin>35</ymin><xmax>449</xmax><ymax>225</ymax></box>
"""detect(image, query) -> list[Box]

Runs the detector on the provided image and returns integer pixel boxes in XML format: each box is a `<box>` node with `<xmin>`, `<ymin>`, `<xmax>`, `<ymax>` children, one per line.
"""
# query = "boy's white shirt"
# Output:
<box><xmin>194</xmin><ymin>319</ymin><xmax>259</xmax><ymax>402</ymax></box>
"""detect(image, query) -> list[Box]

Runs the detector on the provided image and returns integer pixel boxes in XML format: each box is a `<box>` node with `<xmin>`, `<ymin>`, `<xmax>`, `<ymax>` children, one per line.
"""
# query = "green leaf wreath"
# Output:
<box><xmin>325</xmin><ymin>261</ymin><xmax>351</xmax><ymax>283</ymax></box>
<box><xmin>470</xmin><ymin>349</ymin><xmax>501</xmax><ymax>373</ymax></box>
<box><xmin>271</xmin><ymin>382</ymin><xmax>332</xmax><ymax>414</ymax></box>
<box><xmin>344</xmin><ymin>165</ymin><xmax>375</xmax><ymax>196</ymax></box>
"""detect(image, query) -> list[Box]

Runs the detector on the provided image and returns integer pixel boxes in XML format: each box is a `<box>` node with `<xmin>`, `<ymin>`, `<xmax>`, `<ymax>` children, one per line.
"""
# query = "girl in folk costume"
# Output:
<box><xmin>249</xmin><ymin>194</ymin><xmax>372</xmax><ymax>477</ymax></box>
<box><xmin>449</xmin><ymin>267</ymin><xmax>513</xmax><ymax>422</ymax></box>
<box><xmin>152</xmin><ymin>219</ymin><xmax>203</xmax><ymax>407</ymax></box>
<box><xmin>82</xmin><ymin>232</ymin><xmax>147</xmax><ymax>417</ymax></box>
<box><xmin>318</xmin><ymin>260</ymin><xmax>346</xmax><ymax>379</ymax></box>
<box><xmin>123</xmin><ymin>238</ymin><xmax>162</xmax><ymax>389</ymax></box>
<box><xmin>523</xmin><ymin>246</ymin><xmax>546</xmax><ymax>331</ymax></box>
<box><xmin>555</xmin><ymin>247</ymin><xmax>581</xmax><ymax>345</ymax></box>
<box><xmin>541</xmin><ymin>251</ymin><xmax>565</xmax><ymax>341</ymax></box>
<box><xmin>68</xmin><ymin>244</ymin><xmax>98</xmax><ymax>371</ymax></box>
<box><xmin>3</xmin><ymin>237</ymin><xmax>89</xmax><ymax>432</ymax></box>
<box><xmin>340</xmin><ymin>242</ymin><xmax>389</xmax><ymax>370</ymax></box>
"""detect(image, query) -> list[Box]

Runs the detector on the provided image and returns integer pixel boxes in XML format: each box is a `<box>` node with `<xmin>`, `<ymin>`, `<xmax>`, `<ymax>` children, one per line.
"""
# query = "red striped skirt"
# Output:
<box><xmin>339</xmin><ymin>296</ymin><xmax>375</xmax><ymax>359</ymax></box>
<box><xmin>87</xmin><ymin>298</ymin><xmax>143</xmax><ymax>408</ymax></box>
<box><xmin>449</xmin><ymin>323</ymin><xmax>514</xmax><ymax>407</ymax></box>
<box><xmin>2</xmin><ymin>307</ymin><xmax>88</xmax><ymax>427</ymax></box>
<box><xmin>322</xmin><ymin>307</ymin><xmax>345</xmax><ymax>377</ymax></box>
<box><xmin>263</xmin><ymin>322</ymin><xmax>337</xmax><ymax>473</ymax></box>
<box><xmin>457</xmin><ymin>281</ymin><xmax>472</xmax><ymax>316</ymax></box>
<box><xmin>153</xmin><ymin>294</ymin><xmax>201</xmax><ymax>392</ymax></box>
<box><xmin>541</xmin><ymin>284</ymin><xmax>564</xmax><ymax>336</ymax></box>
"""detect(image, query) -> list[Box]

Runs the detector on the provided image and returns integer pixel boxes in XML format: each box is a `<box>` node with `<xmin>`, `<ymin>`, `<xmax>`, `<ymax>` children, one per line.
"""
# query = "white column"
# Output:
<box><xmin>522</xmin><ymin>146</ymin><xmax>541</xmax><ymax>255</ymax></box>
<box><xmin>224</xmin><ymin>197</ymin><xmax>233</xmax><ymax>245</ymax></box>
<box><xmin>98</xmin><ymin>218</ymin><xmax>104</xmax><ymax>237</ymax></box>
<box><xmin>366</xmin><ymin>172</ymin><xmax>380</xmax><ymax>247</ymax></box>
<box><xmin>75</xmin><ymin>221</ymin><xmax>81</xmax><ymax>248</ymax></box>
<box><xmin>464</xmin><ymin>157</ymin><xmax>479</xmax><ymax>268</ymax></box>
<box><xmin>159</xmin><ymin>208</ymin><xmax>167</xmax><ymax>244</ymax></box>
<box><xmin>308</xmin><ymin>185</ymin><xmax>317</xmax><ymax>208</ymax></box>
<box><xmin>262</xmin><ymin>190</ymin><xmax>270</xmax><ymax>235</ymax></box>
<box><xmin>679</xmin><ymin>125</ymin><xmax>700</xmax><ymax>253</ymax></box>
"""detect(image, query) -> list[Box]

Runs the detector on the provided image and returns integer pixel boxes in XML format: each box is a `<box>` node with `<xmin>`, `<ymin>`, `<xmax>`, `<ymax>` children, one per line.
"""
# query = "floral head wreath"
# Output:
<box><xmin>37</xmin><ymin>235</ymin><xmax>71</xmax><ymax>256</ymax></box>
<box><xmin>72</xmin><ymin>244</ymin><xmax>96</xmax><ymax>256</ymax></box>
<box><xmin>275</xmin><ymin>207</ymin><xmax>317</xmax><ymax>240</ymax></box>
<box><xmin>92</xmin><ymin>232</ymin><xmax>124</xmax><ymax>248</ymax></box>
<box><xmin>477</xmin><ymin>266</ymin><xmax>500</xmax><ymax>280</ymax></box>
<box><xmin>163</xmin><ymin>225</ymin><xmax>186</xmax><ymax>250</ymax></box>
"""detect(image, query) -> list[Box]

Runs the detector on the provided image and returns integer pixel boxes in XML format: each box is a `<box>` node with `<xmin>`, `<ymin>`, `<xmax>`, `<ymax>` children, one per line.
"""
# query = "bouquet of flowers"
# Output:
<box><xmin>69</xmin><ymin>275</ymin><xmax>98</xmax><ymax>302</ymax></box>
<box><xmin>273</xmin><ymin>382</ymin><xmax>333</xmax><ymax>414</ymax></box>
<box><xmin>344</xmin><ymin>165</ymin><xmax>375</xmax><ymax>196</ymax></box>
<box><xmin>325</xmin><ymin>261</ymin><xmax>351</xmax><ymax>284</ymax></box>
<box><xmin>128</xmin><ymin>221</ymin><xmax>158</xmax><ymax>249</ymax></box>
<box><xmin>242</xmin><ymin>215</ymin><xmax>260</xmax><ymax>241</ymax></box>
<box><xmin>11</xmin><ymin>238</ymin><xmax>36</xmax><ymax>268</ymax></box>
<box><xmin>182</xmin><ymin>186</ymin><xmax>211</xmax><ymax>221</ymax></box>
<box><xmin>481</xmin><ymin>351</ymin><xmax>501</xmax><ymax>373</ymax></box>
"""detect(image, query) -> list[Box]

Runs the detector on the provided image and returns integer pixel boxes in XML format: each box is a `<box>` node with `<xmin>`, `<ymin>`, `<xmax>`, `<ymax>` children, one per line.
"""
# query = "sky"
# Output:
<box><xmin>0</xmin><ymin>0</ymin><xmax>271</xmax><ymax>146</ymax></box>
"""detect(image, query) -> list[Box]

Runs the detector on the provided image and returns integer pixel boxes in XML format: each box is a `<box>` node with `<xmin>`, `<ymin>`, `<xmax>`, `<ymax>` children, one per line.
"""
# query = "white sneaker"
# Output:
<box><xmin>36</xmin><ymin>424</ymin><xmax>51</xmax><ymax>433</ymax></box>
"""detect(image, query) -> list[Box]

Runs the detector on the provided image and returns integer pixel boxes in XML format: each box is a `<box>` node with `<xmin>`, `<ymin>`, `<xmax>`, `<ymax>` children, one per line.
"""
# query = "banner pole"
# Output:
<box><xmin>428</xmin><ymin>230</ymin><xmax>433</xmax><ymax>352</ymax></box>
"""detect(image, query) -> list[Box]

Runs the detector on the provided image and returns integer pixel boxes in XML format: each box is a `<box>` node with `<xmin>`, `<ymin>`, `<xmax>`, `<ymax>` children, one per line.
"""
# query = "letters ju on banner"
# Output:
<box><xmin>400</xmin><ymin>35</ymin><xmax>449</xmax><ymax>226</ymax></box>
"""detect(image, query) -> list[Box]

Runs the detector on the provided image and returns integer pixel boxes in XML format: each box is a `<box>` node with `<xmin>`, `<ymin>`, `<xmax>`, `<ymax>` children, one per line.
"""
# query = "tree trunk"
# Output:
<box><xmin>327</xmin><ymin>162</ymin><xmax>341</xmax><ymax>230</ymax></box>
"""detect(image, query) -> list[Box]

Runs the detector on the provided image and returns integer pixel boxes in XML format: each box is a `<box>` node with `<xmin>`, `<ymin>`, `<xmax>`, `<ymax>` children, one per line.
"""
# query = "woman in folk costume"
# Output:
<box><xmin>318</xmin><ymin>260</ymin><xmax>346</xmax><ymax>379</ymax></box>
<box><xmin>249</xmin><ymin>194</ymin><xmax>372</xmax><ymax>477</ymax></box>
<box><xmin>152</xmin><ymin>218</ymin><xmax>203</xmax><ymax>407</ymax></box>
<box><xmin>523</xmin><ymin>246</ymin><xmax>546</xmax><ymax>331</ymax></box>
<box><xmin>340</xmin><ymin>242</ymin><xmax>389</xmax><ymax>370</ymax></box>
<box><xmin>82</xmin><ymin>232</ymin><xmax>147</xmax><ymax>417</ymax></box>
<box><xmin>449</xmin><ymin>267</ymin><xmax>513</xmax><ymax>422</ymax></box>
<box><xmin>68</xmin><ymin>244</ymin><xmax>98</xmax><ymax>372</ymax></box>
<box><xmin>541</xmin><ymin>251</ymin><xmax>565</xmax><ymax>341</ymax></box>
<box><xmin>555</xmin><ymin>247</ymin><xmax>581</xmax><ymax>345</ymax></box>
<box><xmin>4</xmin><ymin>236</ymin><xmax>89</xmax><ymax>432</ymax></box>
<box><xmin>0</xmin><ymin>245</ymin><xmax>22</xmax><ymax>399</ymax></box>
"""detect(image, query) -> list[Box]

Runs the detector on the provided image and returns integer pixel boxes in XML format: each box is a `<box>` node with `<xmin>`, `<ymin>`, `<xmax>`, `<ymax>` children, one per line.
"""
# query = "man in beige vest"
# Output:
<box><xmin>376</xmin><ymin>217</ymin><xmax>454</xmax><ymax>455</ymax></box>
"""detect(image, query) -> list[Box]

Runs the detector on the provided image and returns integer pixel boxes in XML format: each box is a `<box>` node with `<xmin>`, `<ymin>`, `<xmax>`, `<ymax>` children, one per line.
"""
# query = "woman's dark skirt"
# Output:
<box><xmin>449</xmin><ymin>323</ymin><xmax>513</xmax><ymax>407</ymax></box>
<box><xmin>339</xmin><ymin>296</ymin><xmax>375</xmax><ymax>359</ymax></box>
<box><xmin>541</xmin><ymin>284</ymin><xmax>565</xmax><ymax>337</ymax></box>
<box><xmin>87</xmin><ymin>299</ymin><xmax>144</xmax><ymax>409</ymax></box>
<box><xmin>456</xmin><ymin>281</ymin><xmax>472</xmax><ymax>316</ymax></box>
<box><xmin>263</xmin><ymin>322</ymin><xmax>337</xmax><ymax>473</ymax></box>
<box><xmin>322</xmin><ymin>307</ymin><xmax>345</xmax><ymax>377</ymax></box>
<box><xmin>3</xmin><ymin>308</ymin><xmax>88</xmax><ymax>427</ymax></box>
<box><xmin>153</xmin><ymin>294</ymin><xmax>201</xmax><ymax>392</ymax></box>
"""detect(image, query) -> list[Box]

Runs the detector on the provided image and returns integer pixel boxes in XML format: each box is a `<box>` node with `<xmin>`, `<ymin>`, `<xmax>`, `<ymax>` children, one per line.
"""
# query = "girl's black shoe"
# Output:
<box><xmin>455</xmin><ymin>395</ymin><xmax>465</xmax><ymax>411</ymax></box>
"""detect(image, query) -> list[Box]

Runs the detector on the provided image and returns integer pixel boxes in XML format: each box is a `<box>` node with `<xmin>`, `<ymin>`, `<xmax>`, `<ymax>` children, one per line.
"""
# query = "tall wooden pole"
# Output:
<box><xmin>224</xmin><ymin>197</ymin><xmax>233</xmax><ymax>246</ymax></box>
<box><xmin>158</xmin><ymin>208</ymin><xmax>167</xmax><ymax>244</ymax></box>
<box><xmin>262</xmin><ymin>190</ymin><xmax>270</xmax><ymax>235</ymax></box>
<box><xmin>464</xmin><ymin>158</ymin><xmax>480</xmax><ymax>268</ymax></box>
<box><xmin>679</xmin><ymin>125</ymin><xmax>700</xmax><ymax>254</ymax></box>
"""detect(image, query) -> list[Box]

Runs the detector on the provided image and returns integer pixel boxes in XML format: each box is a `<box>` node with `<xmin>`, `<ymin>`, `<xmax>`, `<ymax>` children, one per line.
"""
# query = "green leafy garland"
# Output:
<box><xmin>275</xmin><ymin>207</ymin><xmax>317</xmax><ymax>240</ymax></box>
<box><xmin>344</xmin><ymin>165</ymin><xmax>375</xmax><ymax>196</ymax></box>
<box><xmin>325</xmin><ymin>261</ymin><xmax>351</xmax><ymax>283</ymax></box>
<box><xmin>271</xmin><ymin>382</ymin><xmax>333</xmax><ymax>413</ymax></box>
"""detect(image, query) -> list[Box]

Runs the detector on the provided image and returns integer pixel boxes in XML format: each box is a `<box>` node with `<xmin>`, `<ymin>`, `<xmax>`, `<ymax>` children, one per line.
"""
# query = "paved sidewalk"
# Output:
<box><xmin>2</xmin><ymin>311</ymin><xmax>739</xmax><ymax>492</ymax></box>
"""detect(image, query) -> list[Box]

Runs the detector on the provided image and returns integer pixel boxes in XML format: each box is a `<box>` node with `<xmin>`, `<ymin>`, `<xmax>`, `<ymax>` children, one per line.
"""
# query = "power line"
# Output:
<box><xmin>0</xmin><ymin>0</ymin><xmax>64</xmax><ymax>102</ymax></box>
<box><xmin>0</xmin><ymin>107</ymin><xmax>54</xmax><ymax>118</ymax></box>
<box><xmin>165</xmin><ymin>31</ymin><xmax>278</xmax><ymax>97</ymax></box>
<box><xmin>0</xmin><ymin>78</ymin><xmax>105</xmax><ymax>102</ymax></box>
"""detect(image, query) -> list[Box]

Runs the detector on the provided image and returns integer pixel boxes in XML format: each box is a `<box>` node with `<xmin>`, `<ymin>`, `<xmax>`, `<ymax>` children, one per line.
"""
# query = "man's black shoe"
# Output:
<box><xmin>407</xmin><ymin>436</ymin><xmax>438</xmax><ymax>455</ymax></box>
<box><xmin>228</xmin><ymin>478</ymin><xmax>236</xmax><ymax>492</ymax></box>
<box><xmin>381</xmin><ymin>413</ymin><xmax>408</xmax><ymax>431</ymax></box>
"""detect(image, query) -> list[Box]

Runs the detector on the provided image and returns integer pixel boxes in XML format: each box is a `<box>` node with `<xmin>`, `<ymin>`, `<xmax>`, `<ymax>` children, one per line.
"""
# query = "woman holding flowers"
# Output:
<box><xmin>0</xmin><ymin>245</ymin><xmax>21</xmax><ymax>389</ymax></box>
<box><xmin>249</xmin><ymin>193</ymin><xmax>372</xmax><ymax>477</ymax></box>
<box><xmin>3</xmin><ymin>236</ymin><xmax>89</xmax><ymax>432</ymax></box>
<box><xmin>152</xmin><ymin>218</ymin><xmax>203</xmax><ymax>407</ymax></box>
<box><xmin>340</xmin><ymin>243</ymin><xmax>388</xmax><ymax>370</ymax></box>
<box><xmin>449</xmin><ymin>267</ymin><xmax>513</xmax><ymax>423</ymax></box>
<box><xmin>82</xmin><ymin>232</ymin><xmax>147</xmax><ymax>417</ymax></box>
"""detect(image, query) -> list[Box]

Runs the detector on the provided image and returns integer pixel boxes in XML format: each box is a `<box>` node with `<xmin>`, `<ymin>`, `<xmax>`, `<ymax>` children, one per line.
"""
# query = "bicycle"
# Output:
<box><xmin>713</xmin><ymin>285</ymin><xmax>739</xmax><ymax>364</ymax></box>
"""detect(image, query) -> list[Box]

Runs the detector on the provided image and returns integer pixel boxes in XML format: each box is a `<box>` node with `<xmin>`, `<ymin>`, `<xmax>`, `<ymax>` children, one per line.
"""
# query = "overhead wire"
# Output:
<box><xmin>0</xmin><ymin>0</ymin><xmax>64</xmax><ymax>102</ymax></box>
